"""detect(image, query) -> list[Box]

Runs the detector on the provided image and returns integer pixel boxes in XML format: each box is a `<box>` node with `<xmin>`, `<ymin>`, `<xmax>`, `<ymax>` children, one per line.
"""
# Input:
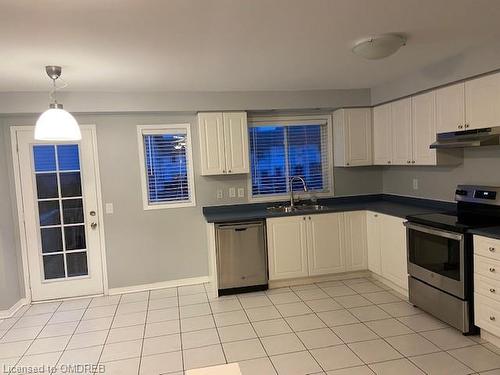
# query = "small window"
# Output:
<box><xmin>249</xmin><ymin>118</ymin><xmax>332</xmax><ymax>199</ymax></box>
<box><xmin>137</xmin><ymin>124</ymin><xmax>196</xmax><ymax>209</ymax></box>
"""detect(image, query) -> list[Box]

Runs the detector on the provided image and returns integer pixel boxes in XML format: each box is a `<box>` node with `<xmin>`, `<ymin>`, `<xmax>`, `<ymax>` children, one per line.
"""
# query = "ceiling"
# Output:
<box><xmin>1</xmin><ymin>0</ymin><xmax>500</xmax><ymax>92</ymax></box>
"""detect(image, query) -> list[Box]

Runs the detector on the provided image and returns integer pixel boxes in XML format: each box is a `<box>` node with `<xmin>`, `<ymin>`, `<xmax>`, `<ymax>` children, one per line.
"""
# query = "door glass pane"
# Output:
<box><xmin>41</xmin><ymin>227</ymin><xmax>63</xmax><ymax>253</ymax></box>
<box><xmin>66</xmin><ymin>252</ymin><xmax>88</xmax><ymax>277</ymax></box>
<box><xmin>60</xmin><ymin>172</ymin><xmax>82</xmax><ymax>197</ymax></box>
<box><xmin>36</xmin><ymin>173</ymin><xmax>59</xmax><ymax>199</ymax></box>
<box><xmin>62</xmin><ymin>199</ymin><xmax>84</xmax><ymax>224</ymax></box>
<box><xmin>64</xmin><ymin>225</ymin><xmax>86</xmax><ymax>250</ymax></box>
<box><xmin>408</xmin><ymin>230</ymin><xmax>461</xmax><ymax>281</ymax></box>
<box><xmin>33</xmin><ymin>145</ymin><xmax>56</xmax><ymax>172</ymax></box>
<box><xmin>57</xmin><ymin>145</ymin><xmax>80</xmax><ymax>171</ymax></box>
<box><xmin>38</xmin><ymin>201</ymin><xmax>61</xmax><ymax>226</ymax></box>
<box><xmin>43</xmin><ymin>254</ymin><xmax>65</xmax><ymax>279</ymax></box>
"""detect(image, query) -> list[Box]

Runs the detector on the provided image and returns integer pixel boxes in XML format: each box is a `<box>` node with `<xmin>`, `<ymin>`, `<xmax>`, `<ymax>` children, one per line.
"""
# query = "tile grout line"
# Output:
<box><xmin>135</xmin><ymin>291</ymin><xmax>151</xmax><ymax>375</ymax></box>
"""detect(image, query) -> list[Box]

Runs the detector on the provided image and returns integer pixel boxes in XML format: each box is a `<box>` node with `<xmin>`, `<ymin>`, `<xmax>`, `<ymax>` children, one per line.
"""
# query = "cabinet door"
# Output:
<box><xmin>198</xmin><ymin>112</ymin><xmax>226</xmax><ymax>175</ymax></box>
<box><xmin>366</xmin><ymin>211</ymin><xmax>381</xmax><ymax>274</ymax></box>
<box><xmin>391</xmin><ymin>98</ymin><xmax>413</xmax><ymax>165</ymax></box>
<box><xmin>333</xmin><ymin>110</ymin><xmax>347</xmax><ymax>167</ymax></box>
<box><xmin>307</xmin><ymin>213</ymin><xmax>345</xmax><ymax>276</ymax></box>
<box><xmin>223</xmin><ymin>112</ymin><xmax>249</xmax><ymax>174</ymax></box>
<box><xmin>380</xmin><ymin>214</ymin><xmax>408</xmax><ymax>290</ymax></box>
<box><xmin>267</xmin><ymin>217</ymin><xmax>308</xmax><ymax>280</ymax></box>
<box><xmin>436</xmin><ymin>83</ymin><xmax>465</xmax><ymax>133</ymax></box>
<box><xmin>373</xmin><ymin>104</ymin><xmax>392</xmax><ymax>165</ymax></box>
<box><xmin>344</xmin><ymin>211</ymin><xmax>368</xmax><ymax>271</ymax></box>
<box><xmin>412</xmin><ymin>92</ymin><xmax>437</xmax><ymax>165</ymax></box>
<box><xmin>345</xmin><ymin>108</ymin><xmax>373</xmax><ymax>166</ymax></box>
<box><xmin>465</xmin><ymin>72</ymin><xmax>500</xmax><ymax>130</ymax></box>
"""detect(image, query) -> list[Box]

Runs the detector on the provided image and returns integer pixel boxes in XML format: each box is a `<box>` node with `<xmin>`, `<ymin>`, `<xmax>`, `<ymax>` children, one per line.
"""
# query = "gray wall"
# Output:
<box><xmin>0</xmin><ymin>120</ymin><xmax>23</xmax><ymax>310</ymax></box>
<box><xmin>383</xmin><ymin>147</ymin><xmax>500</xmax><ymax>201</ymax></box>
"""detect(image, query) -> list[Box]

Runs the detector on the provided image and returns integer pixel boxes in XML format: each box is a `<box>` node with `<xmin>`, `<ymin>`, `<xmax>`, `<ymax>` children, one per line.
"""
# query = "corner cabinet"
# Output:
<box><xmin>333</xmin><ymin>108</ymin><xmax>372</xmax><ymax>167</ymax></box>
<box><xmin>198</xmin><ymin>112</ymin><xmax>249</xmax><ymax>175</ymax></box>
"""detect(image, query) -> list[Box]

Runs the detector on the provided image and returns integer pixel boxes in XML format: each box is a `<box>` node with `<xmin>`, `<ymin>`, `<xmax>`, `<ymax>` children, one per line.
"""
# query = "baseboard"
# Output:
<box><xmin>370</xmin><ymin>272</ymin><xmax>409</xmax><ymax>298</ymax></box>
<box><xmin>108</xmin><ymin>276</ymin><xmax>210</xmax><ymax>295</ymax></box>
<box><xmin>0</xmin><ymin>298</ymin><xmax>28</xmax><ymax>319</ymax></box>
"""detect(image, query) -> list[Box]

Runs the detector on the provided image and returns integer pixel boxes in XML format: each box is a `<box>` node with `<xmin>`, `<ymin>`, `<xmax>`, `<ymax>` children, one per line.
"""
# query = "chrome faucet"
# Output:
<box><xmin>289</xmin><ymin>176</ymin><xmax>308</xmax><ymax>209</ymax></box>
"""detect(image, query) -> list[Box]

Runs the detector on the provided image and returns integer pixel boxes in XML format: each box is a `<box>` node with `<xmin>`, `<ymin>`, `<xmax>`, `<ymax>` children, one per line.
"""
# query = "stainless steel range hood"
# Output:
<box><xmin>430</xmin><ymin>127</ymin><xmax>500</xmax><ymax>149</ymax></box>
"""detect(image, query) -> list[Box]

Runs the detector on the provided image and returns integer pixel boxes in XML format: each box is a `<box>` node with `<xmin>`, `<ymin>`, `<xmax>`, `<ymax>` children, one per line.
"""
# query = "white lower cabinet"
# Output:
<box><xmin>344</xmin><ymin>211</ymin><xmax>368</xmax><ymax>271</ymax></box>
<box><xmin>366</xmin><ymin>211</ymin><xmax>408</xmax><ymax>291</ymax></box>
<box><xmin>307</xmin><ymin>213</ymin><xmax>345</xmax><ymax>276</ymax></box>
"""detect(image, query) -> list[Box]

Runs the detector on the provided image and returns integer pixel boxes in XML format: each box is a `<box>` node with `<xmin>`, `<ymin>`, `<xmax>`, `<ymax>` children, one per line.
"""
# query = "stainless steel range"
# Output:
<box><xmin>405</xmin><ymin>185</ymin><xmax>500</xmax><ymax>334</ymax></box>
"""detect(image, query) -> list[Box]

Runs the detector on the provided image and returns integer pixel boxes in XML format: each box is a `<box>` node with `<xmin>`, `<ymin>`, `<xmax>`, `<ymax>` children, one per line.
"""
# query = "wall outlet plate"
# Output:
<box><xmin>237</xmin><ymin>188</ymin><xmax>245</xmax><ymax>198</ymax></box>
<box><xmin>105</xmin><ymin>203</ymin><xmax>114</xmax><ymax>214</ymax></box>
<box><xmin>229</xmin><ymin>187</ymin><xmax>236</xmax><ymax>198</ymax></box>
<box><xmin>413</xmin><ymin>178</ymin><xmax>419</xmax><ymax>190</ymax></box>
<box><xmin>217</xmin><ymin>190</ymin><xmax>223</xmax><ymax>199</ymax></box>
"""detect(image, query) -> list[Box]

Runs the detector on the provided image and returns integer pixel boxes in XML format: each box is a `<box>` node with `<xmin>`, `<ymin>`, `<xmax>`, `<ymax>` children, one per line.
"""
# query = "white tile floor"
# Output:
<box><xmin>1</xmin><ymin>277</ymin><xmax>500</xmax><ymax>374</ymax></box>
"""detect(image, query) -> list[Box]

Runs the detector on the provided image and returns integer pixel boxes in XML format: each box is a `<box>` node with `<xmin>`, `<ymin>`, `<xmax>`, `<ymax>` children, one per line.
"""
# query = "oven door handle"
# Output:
<box><xmin>404</xmin><ymin>222</ymin><xmax>464</xmax><ymax>241</ymax></box>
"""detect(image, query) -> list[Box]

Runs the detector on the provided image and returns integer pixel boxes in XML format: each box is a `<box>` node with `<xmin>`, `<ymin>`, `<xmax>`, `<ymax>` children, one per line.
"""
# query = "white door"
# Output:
<box><xmin>15</xmin><ymin>126</ymin><xmax>104</xmax><ymax>301</ymax></box>
<box><xmin>307</xmin><ymin>213</ymin><xmax>345</xmax><ymax>276</ymax></box>
<box><xmin>198</xmin><ymin>112</ymin><xmax>226</xmax><ymax>175</ymax></box>
<box><xmin>267</xmin><ymin>216</ymin><xmax>308</xmax><ymax>280</ymax></box>
<box><xmin>412</xmin><ymin>91</ymin><xmax>437</xmax><ymax>165</ymax></box>
<box><xmin>436</xmin><ymin>83</ymin><xmax>465</xmax><ymax>133</ymax></box>
<box><xmin>373</xmin><ymin>104</ymin><xmax>392</xmax><ymax>165</ymax></box>
<box><xmin>391</xmin><ymin>98</ymin><xmax>413</xmax><ymax>165</ymax></box>
<box><xmin>345</xmin><ymin>108</ymin><xmax>372</xmax><ymax>166</ymax></box>
<box><xmin>366</xmin><ymin>211</ymin><xmax>381</xmax><ymax>274</ymax></box>
<box><xmin>223</xmin><ymin>112</ymin><xmax>249</xmax><ymax>174</ymax></box>
<box><xmin>344</xmin><ymin>211</ymin><xmax>368</xmax><ymax>271</ymax></box>
<box><xmin>465</xmin><ymin>72</ymin><xmax>500</xmax><ymax>130</ymax></box>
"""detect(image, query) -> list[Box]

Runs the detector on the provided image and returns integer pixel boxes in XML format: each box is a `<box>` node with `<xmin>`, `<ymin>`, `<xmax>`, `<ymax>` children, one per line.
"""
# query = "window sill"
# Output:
<box><xmin>143</xmin><ymin>201</ymin><xmax>196</xmax><ymax>210</ymax></box>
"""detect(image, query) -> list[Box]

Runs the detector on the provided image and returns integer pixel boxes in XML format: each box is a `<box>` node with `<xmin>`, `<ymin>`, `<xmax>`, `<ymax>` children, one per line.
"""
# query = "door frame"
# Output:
<box><xmin>10</xmin><ymin>124</ymin><xmax>109</xmax><ymax>303</ymax></box>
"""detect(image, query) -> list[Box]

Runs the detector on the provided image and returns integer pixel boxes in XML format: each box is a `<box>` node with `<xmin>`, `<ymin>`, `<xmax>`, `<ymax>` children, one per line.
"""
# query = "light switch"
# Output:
<box><xmin>238</xmin><ymin>188</ymin><xmax>245</xmax><ymax>198</ymax></box>
<box><xmin>413</xmin><ymin>178</ymin><xmax>419</xmax><ymax>190</ymax></box>
<box><xmin>105</xmin><ymin>203</ymin><xmax>114</xmax><ymax>214</ymax></box>
<box><xmin>229</xmin><ymin>187</ymin><xmax>236</xmax><ymax>198</ymax></box>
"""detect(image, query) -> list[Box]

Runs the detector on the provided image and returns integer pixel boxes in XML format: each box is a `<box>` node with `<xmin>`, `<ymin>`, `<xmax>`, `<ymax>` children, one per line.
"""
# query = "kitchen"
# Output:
<box><xmin>2</xmin><ymin>1</ymin><xmax>500</xmax><ymax>374</ymax></box>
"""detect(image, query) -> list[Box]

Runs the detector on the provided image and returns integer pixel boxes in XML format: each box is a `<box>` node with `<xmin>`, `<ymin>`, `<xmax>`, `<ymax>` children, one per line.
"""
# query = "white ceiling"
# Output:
<box><xmin>1</xmin><ymin>0</ymin><xmax>500</xmax><ymax>92</ymax></box>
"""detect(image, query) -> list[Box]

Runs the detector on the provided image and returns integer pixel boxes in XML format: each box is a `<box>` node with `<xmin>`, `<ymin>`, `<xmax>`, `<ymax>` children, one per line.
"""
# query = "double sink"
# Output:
<box><xmin>266</xmin><ymin>203</ymin><xmax>328</xmax><ymax>213</ymax></box>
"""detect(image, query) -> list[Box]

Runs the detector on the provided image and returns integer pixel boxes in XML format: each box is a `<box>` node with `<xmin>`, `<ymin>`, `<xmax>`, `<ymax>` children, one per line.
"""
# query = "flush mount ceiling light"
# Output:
<box><xmin>35</xmin><ymin>65</ymin><xmax>81</xmax><ymax>141</ymax></box>
<box><xmin>352</xmin><ymin>34</ymin><xmax>407</xmax><ymax>60</ymax></box>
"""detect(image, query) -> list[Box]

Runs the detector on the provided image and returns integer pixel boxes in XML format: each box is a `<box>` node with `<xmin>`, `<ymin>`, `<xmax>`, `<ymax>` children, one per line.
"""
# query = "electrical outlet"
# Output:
<box><xmin>217</xmin><ymin>189</ymin><xmax>223</xmax><ymax>199</ymax></box>
<box><xmin>105</xmin><ymin>203</ymin><xmax>114</xmax><ymax>214</ymax></box>
<box><xmin>413</xmin><ymin>178</ymin><xmax>419</xmax><ymax>190</ymax></box>
<box><xmin>229</xmin><ymin>187</ymin><xmax>236</xmax><ymax>198</ymax></box>
<box><xmin>237</xmin><ymin>188</ymin><xmax>245</xmax><ymax>198</ymax></box>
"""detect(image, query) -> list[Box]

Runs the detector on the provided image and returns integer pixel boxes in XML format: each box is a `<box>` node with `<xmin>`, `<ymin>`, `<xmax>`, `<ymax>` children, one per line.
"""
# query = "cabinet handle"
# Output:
<box><xmin>458</xmin><ymin>125</ymin><xmax>463</xmax><ymax>129</ymax></box>
<box><xmin>309</xmin><ymin>216</ymin><xmax>311</xmax><ymax>220</ymax></box>
<box><xmin>412</xmin><ymin>160</ymin><xmax>415</xmax><ymax>164</ymax></box>
<box><xmin>491</xmin><ymin>316</ymin><xmax>496</xmax><ymax>321</ymax></box>
<box><xmin>374</xmin><ymin>214</ymin><xmax>378</xmax><ymax>217</ymax></box>
<box><xmin>303</xmin><ymin>217</ymin><xmax>306</xmax><ymax>221</ymax></box>
<box><xmin>465</xmin><ymin>124</ymin><xmax>470</xmax><ymax>129</ymax></box>
<box><xmin>490</xmin><ymin>288</ymin><xmax>496</xmax><ymax>293</ymax></box>
<box><xmin>490</xmin><ymin>267</ymin><xmax>496</xmax><ymax>273</ymax></box>
<box><xmin>228</xmin><ymin>170</ymin><xmax>232</xmax><ymax>173</ymax></box>
<box><xmin>387</xmin><ymin>161</ymin><xmax>391</xmax><ymax>164</ymax></box>
<box><xmin>222</xmin><ymin>170</ymin><xmax>226</xmax><ymax>173</ymax></box>
<box><xmin>407</xmin><ymin>160</ymin><xmax>411</xmax><ymax>164</ymax></box>
<box><xmin>489</xmin><ymin>247</ymin><xmax>496</xmax><ymax>252</ymax></box>
<box><xmin>346</xmin><ymin>162</ymin><xmax>350</xmax><ymax>166</ymax></box>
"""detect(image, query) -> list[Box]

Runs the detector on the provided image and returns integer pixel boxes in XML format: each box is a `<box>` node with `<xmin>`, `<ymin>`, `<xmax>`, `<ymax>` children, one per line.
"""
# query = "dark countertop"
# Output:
<box><xmin>469</xmin><ymin>227</ymin><xmax>500</xmax><ymax>240</ymax></box>
<box><xmin>203</xmin><ymin>194</ymin><xmax>456</xmax><ymax>223</ymax></box>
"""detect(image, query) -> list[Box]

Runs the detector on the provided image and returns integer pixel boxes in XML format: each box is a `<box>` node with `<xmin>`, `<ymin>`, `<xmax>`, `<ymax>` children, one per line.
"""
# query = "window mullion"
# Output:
<box><xmin>284</xmin><ymin>126</ymin><xmax>290</xmax><ymax>194</ymax></box>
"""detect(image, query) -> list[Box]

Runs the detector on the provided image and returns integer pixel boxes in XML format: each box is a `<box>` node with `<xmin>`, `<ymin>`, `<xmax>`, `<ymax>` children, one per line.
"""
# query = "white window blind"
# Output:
<box><xmin>138</xmin><ymin>125</ymin><xmax>195</xmax><ymax>209</ymax></box>
<box><xmin>249</xmin><ymin>122</ymin><xmax>331</xmax><ymax>197</ymax></box>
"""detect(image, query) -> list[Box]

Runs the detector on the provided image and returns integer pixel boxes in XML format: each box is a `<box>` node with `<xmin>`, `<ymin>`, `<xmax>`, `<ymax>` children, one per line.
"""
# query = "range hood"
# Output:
<box><xmin>430</xmin><ymin>127</ymin><xmax>500</xmax><ymax>149</ymax></box>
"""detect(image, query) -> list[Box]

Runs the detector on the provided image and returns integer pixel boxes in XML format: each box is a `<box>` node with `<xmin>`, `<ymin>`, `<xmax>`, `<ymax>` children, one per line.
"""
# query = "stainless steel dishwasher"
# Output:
<box><xmin>215</xmin><ymin>221</ymin><xmax>268</xmax><ymax>295</ymax></box>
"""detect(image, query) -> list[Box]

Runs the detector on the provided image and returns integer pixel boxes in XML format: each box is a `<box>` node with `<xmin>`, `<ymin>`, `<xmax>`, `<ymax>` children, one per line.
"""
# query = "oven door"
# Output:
<box><xmin>405</xmin><ymin>222</ymin><xmax>465</xmax><ymax>299</ymax></box>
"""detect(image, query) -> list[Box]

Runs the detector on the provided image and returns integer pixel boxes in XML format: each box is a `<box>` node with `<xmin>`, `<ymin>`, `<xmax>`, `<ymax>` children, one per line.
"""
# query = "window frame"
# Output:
<box><xmin>137</xmin><ymin>124</ymin><xmax>196</xmax><ymax>210</ymax></box>
<box><xmin>247</xmin><ymin>115</ymin><xmax>334</xmax><ymax>203</ymax></box>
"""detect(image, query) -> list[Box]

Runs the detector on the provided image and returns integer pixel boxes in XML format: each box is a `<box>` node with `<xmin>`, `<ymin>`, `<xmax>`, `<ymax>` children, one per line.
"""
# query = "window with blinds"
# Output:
<box><xmin>249</xmin><ymin>121</ymin><xmax>331</xmax><ymax>197</ymax></box>
<box><xmin>138</xmin><ymin>124</ymin><xmax>195</xmax><ymax>209</ymax></box>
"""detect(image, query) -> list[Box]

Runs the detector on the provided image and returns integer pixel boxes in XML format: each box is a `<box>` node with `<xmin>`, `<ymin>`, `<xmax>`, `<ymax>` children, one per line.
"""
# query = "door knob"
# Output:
<box><xmin>91</xmin><ymin>222</ymin><xmax>98</xmax><ymax>230</ymax></box>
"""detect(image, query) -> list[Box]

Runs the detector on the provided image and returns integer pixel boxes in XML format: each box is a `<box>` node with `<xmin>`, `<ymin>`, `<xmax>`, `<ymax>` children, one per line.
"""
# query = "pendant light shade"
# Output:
<box><xmin>35</xmin><ymin>66</ymin><xmax>81</xmax><ymax>141</ymax></box>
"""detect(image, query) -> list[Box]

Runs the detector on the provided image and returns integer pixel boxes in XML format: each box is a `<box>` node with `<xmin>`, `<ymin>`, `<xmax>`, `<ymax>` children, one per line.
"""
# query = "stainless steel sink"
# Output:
<box><xmin>266</xmin><ymin>204</ymin><xmax>328</xmax><ymax>213</ymax></box>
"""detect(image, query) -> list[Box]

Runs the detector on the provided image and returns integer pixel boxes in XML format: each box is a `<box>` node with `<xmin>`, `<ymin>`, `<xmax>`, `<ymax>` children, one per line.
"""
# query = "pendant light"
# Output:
<box><xmin>35</xmin><ymin>66</ymin><xmax>81</xmax><ymax>141</ymax></box>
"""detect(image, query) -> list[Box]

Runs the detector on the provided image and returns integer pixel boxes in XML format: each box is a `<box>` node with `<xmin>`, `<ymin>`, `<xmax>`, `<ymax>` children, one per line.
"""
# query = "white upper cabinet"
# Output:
<box><xmin>333</xmin><ymin>108</ymin><xmax>373</xmax><ymax>167</ymax></box>
<box><xmin>465</xmin><ymin>72</ymin><xmax>500</xmax><ymax>130</ymax></box>
<box><xmin>222</xmin><ymin>112</ymin><xmax>249</xmax><ymax>174</ymax></box>
<box><xmin>307</xmin><ymin>213</ymin><xmax>345</xmax><ymax>276</ymax></box>
<box><xmin>412</xmin><ymin>91</ymin><xmax>437</xmax><ymax>165</ymax></box>
<box><xmin>198</xmin><ymin>111</ymin><xmax>249</xmax><ymax>175</ymax></box>
<box><xmin>436</xmin><ymin>82</ymin><xmax>466</xmax><ymax>133</ymax></box>
<box><xmin>373</xmin><ymin>103</ymin><xmax>392</xmax><ymax>165</ymax></box>
<box><xmin>391</xmin><ymin>98</ymin><xmax>413</xmax><ymax>165</ymax></box>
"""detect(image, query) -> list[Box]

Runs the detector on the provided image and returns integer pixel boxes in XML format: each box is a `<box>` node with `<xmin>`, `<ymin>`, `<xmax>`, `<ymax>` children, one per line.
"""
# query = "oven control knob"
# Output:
<box><xmin>490</xmin><ymin>288</ymin><xmax>496</xmax><ymax>293</ymax></box>
<box><xmin>490</xmin><ymin>247</ymin><xmax>496</xmax><ymax>252</ymax></box>
<box><xmin>491</xmin><ymin>316</ymin><xmax>496</xmax><ymax>321</ymax></box>
<box><xmin>490</xmin><ymin>267</ymin><xmax>496</xmax><ymax>273</ymax></box>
